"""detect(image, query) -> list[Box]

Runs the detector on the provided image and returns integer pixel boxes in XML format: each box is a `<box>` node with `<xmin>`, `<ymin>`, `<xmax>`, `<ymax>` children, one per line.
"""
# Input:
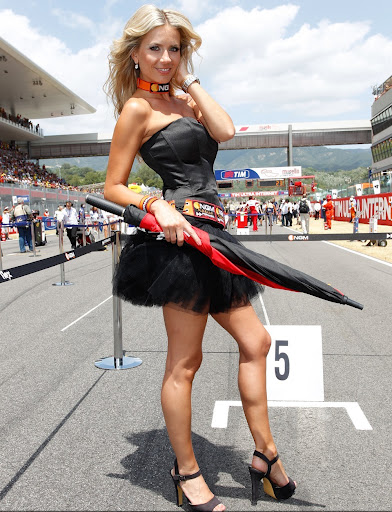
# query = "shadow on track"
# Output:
<box><xmin>107</xmin><ymin>428</ymin><xmax>325</xmax><ymax>509</ymax></box>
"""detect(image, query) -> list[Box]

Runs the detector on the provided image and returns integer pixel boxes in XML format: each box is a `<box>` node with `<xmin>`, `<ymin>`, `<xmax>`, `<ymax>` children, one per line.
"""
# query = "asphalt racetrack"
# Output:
<box><xmin>0</xmin><ymin>223</ymin><xmax>390</xmax><ymax>511</ymax></box>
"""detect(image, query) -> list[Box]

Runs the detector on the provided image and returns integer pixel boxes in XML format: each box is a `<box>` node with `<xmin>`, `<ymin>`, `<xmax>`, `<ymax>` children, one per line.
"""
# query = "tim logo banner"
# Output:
<box><xmin>333</xmin><ymin>193</ymin><xmax>392</xmax><ymax>225</ymax></box>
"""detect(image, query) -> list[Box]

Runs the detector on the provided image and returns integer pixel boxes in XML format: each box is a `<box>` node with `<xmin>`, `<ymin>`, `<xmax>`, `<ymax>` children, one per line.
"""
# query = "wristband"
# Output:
<box><xmin>145</xmin><ymin>197</ymin><xmax>158</xmax><ymax>213</ymax></box>
<box><xmin>139</xmin><ymin>195</ymin><xmax>158</xmax><ymax>213</ymax></box>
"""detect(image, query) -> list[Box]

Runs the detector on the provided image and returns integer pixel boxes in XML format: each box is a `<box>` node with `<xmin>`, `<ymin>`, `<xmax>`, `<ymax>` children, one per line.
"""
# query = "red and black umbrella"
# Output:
<box><xmin>86</xmin><ymin>194</ymin><xmax>363</xmax><ymax>310</ymax></box>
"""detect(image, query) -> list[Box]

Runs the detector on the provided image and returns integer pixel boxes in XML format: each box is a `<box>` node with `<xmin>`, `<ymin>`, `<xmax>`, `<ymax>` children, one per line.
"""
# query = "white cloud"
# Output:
<box><xmin>51</xmin><ymin>8</ymin><xmax>95</xmax><ymax>32</ymax></box>
<box><xmin>195</xmin><ymin>5</ymin><xmax>392</xmax><ymax>120</ymax></box>
<box><xmin>169</xmin><ymin>0</ymin><xmax>218</xmax><ymax>22</ymax></box>
<box><xmin>0</xmin><ymin>9</ymin><xmax>117</xmax><ymax>134</ymax></box>
<box><xmin>1</xmin><ymin>4</ymin><xmax>392</xmax><ymax>136</ymax></box>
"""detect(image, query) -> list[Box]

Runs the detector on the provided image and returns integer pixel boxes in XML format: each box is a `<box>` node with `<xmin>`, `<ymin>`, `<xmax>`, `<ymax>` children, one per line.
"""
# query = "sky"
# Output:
<box><xmin>0</xmin><ymin>0</ymin><xmax>392</xmax><ymax>138</ymax></box>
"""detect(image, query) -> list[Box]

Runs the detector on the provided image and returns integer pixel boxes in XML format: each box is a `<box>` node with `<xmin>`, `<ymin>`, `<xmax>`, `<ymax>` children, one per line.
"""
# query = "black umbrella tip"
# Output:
<box><xmin>345</xmin><ymin>297</ymin><xmax>364</xmax><ymax>310</ymax></box>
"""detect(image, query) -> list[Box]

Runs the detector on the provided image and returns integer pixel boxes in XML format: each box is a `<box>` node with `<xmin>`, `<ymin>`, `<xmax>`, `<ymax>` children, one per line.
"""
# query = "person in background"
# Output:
<box><xmin>299</xmin><ymin>194</ymin><xmax>311</xmax><ymax>234</ymax></box>
<box><xmin>349</xmin><ymin>196</ymin><xmax>357</xmax><ymax>222</ymax></box>
<box><xmin>62</xmin><ymin>200</ymin><xmax>78</xmax><ymax>249</ymax></box>
<box><xmin>54</xmin><ymin>205</ymin><xmax>64</xmax><ymax>235</ymax></box>
<box><xmin>286</xmin><ymin>199</ymin><xmax>293</xmax><ymax>226</ymax></box>
<box><xmin>280</xmin><ymin>199</ymin><xmax>288</xmax><ymax>226</ymax></box>
<box><xmin>2</xmin><ymin>206</ymin><xmax>10</xmax><ymax>240</ymax></box>
<box><xmin>99</xmin><ymin>208</ymin><xmax>110</xmax><ymax>237</ymax></box>
<box><xmin>292</xmin><ymin>201</ymin><xmax>299</xmax><ymax>225</ymax></box>
<box><xmin>10</xmin><ymin>197</ymin><xmax>33</xmax><ymax>253</ymax></box>
<box><xmin>321</xmin><ymin>197</ymin><xmax>327</xmax><ymax>223</ymax></box>
<box><xmin>324</xmin><ymin>194</ymin><xmax>334</xmax><ymax>229</ymax></box>
<box><xmin>246</xmin><ymin>195</ymin><xmax>261</xmax><ymax>232</ymax></box>
<box><xmin>313</xmin><ymin>200</ymin><xmax>321</xmax><ymax>220</ymax></box>
<box><xmin>78</xmin><ymin>203</ymin><xmax>86</xmax><ymax>224</ymax></box>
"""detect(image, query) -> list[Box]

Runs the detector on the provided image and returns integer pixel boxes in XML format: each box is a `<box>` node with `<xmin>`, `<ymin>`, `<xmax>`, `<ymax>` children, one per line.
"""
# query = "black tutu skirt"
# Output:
<box><xmin>113</xmin><ymin>219</ymin><xmax>263</xmax><ymax>314</ymax></box>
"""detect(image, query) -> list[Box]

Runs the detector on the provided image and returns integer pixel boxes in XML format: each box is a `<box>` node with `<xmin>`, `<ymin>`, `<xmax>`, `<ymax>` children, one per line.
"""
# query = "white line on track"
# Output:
<box><xmin>61</xmin><ymin>295</ymin><xmax>112</xmax><ymax>332</ymax></box>
<box><xmin>285</xmin><ymin>225</ymin><xmax>392</xmax><ymax>267</ymax></box>
<box><xmin>258</xmin><ymin>291</ymin><xmax>270</xmax><ymax>325</ymax></box>
<box><xmin>322</xmin><ymin>241</ymin><xmax>392</xmax><ymax>267</ymax></box>
<box><xmin>212</xmin><ymin>400</ymin><xmax>372</xmax><ymax>430</ymax></box>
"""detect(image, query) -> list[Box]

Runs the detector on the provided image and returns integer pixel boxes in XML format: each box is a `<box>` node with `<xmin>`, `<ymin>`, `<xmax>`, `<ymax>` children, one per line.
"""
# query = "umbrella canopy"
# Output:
<box><xmin>85</xmin><ymin>194</ymin><xmax>363</xmax><ymax>310</ymax></box>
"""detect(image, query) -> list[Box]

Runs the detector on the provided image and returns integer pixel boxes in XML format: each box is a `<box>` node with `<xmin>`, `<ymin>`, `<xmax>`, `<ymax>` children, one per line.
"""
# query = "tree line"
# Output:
<box><xmin>56</xmin><ymin>162</ymin><xmax>368</xmax><ymax>193</ymax></box>
<box><xmin>55</xmin><ymin>162</ymin><xmax>163</xmax><ymax>189</ymax></box>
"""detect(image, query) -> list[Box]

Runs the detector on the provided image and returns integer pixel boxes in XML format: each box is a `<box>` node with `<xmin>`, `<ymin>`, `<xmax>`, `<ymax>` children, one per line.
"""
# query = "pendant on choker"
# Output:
<box><xmin>137</xmin><ymin>78</ymin><xmax>170</xmax><ymax>93</ymax></box>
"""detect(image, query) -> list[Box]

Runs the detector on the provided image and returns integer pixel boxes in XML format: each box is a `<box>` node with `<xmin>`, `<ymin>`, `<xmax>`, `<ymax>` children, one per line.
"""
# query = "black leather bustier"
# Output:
<box><xmin>139</xmin><ymin>117</ymin><xmax>220</xmax><ymax>210</ymax></box>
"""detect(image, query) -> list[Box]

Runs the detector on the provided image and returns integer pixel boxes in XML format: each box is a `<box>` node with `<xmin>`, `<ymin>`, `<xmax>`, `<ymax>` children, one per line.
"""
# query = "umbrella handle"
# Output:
<box><xmin>86</xmin><ymin>193</ymin><xmax>125</xmax><ymax>217</ymax></box>
<box><xmin>85</xmin><ymin>193</ymin><xmax>162</xmax><ymax>231</ymax></box>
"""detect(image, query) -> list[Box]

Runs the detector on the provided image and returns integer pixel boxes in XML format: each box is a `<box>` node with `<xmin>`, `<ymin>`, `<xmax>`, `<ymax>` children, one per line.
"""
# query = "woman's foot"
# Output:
<box><xmin>249</xmin><ymin>449</ymin><xmax>296</xmax><ymax>503</ymax></box>
<box><xmin>251</xmin><ymin>448</ymin><xmax>296</xmax><ymax>489</ymax></box>
<box><xmin>171</xmin><ymin>463</ymin><xmax>226</xmax><ymax>511</ymax></box>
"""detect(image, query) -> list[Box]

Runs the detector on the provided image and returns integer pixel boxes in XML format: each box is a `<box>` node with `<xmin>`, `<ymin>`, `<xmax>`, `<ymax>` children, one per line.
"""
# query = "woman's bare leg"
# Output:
<box><xmin>212</xmin><ymin>304</ymin><xmax>295</xmax><ymax>487</ymax></box>
<box><xmin>162</xmin><ymin>303</ymin><xmax>225</xmax><ymax>511</ymax></box>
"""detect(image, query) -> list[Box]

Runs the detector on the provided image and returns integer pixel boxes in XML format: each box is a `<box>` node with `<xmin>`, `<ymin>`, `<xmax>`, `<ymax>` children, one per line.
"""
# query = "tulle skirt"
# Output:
<box><xmin>113</xmin><ymin>219</ymin><xmax>263</xmax><ymax>314</ymax></box>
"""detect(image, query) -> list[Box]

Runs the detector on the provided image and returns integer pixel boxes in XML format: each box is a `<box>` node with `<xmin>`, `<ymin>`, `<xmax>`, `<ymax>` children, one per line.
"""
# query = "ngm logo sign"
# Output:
<box><xmin>219</xmin><ymin>170</ymin><xmax>250</xmax><ymax>180</ymax></box>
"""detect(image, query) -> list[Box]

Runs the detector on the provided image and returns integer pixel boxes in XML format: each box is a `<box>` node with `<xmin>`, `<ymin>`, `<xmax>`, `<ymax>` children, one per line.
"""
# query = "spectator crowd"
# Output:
<box><xmin>0</xmin><ymin>107</ymin><xmax>41</xmax><ymax>133</ymax></box>
<box><xmin>0</xmin><ymin>142</ymin><xmax>79</xmax><ymax>190</ymax></box>
<box><xmin>223</xmin><ymin>194</ymin><xmax>332</xmax><ymax>234</ymax></box>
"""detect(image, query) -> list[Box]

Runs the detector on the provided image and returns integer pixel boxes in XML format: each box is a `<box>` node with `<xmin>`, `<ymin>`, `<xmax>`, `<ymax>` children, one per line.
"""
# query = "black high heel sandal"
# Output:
<box><xmin>170</xmin><ymin>458</ymin><xmax>222</xmax><ymax>511</ymax></box>
<box><xmin>248</xmin><ymin>450</ymin><xmax>296</xmax><ymax>505</ymax></box>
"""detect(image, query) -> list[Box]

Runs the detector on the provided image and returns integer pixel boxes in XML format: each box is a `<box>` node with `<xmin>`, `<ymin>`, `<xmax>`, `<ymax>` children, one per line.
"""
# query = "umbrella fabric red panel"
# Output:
<box><xmin>84</xmin><ymin>195</ymin><xmax>363</xmax><ymax>310</ymax></box>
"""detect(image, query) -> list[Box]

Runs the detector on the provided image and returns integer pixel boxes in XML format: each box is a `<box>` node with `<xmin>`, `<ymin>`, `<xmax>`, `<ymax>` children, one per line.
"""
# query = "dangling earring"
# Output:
<box><xmin>135</xmin><ymin>63</ymin><xmax>139</xmax><ymax>70</ymax></box>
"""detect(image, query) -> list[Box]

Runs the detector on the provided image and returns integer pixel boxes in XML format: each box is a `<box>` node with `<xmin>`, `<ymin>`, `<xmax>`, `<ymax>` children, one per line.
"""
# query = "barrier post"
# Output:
<box><xmin>52</xmin><ymin>220</ymin><xmax>73</xmax><ymax>286</ymax></box>
<box><xmin>0</xmin><ymin>232</ymin><xmax>3</xmax><ymax>271</ymax></box>
<box><xmin>95</xmin><ymin>230</ymin><xmax>142</xmax><ymax>370</ymax></box>
<box><xmin>82</xmin><ymin>226</ymin><xmax>86</xmax><ymax>247</ymax></box>
<box><xmin>29</xmin><ymin>220</ymin><xmax>40</xmax><ymax>258</ymax></box>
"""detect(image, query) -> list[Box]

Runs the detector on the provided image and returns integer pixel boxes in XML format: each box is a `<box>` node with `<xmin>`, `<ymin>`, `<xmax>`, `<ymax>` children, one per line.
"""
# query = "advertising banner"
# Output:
<box><xmin>12</xmin><ymin>195</ymin><xmax>30</xmax><ymax>204</ymax></box>
<box><xmin>215</xmin><ymin>166</ymin><xmax>302</xmax><ymax>181</ymax></box>
<box><xmin>223</xmin><ymin>190</ymin><xmax>287</xmax><ymax>198</ymax></box>
<box><xmin>333</xmin><ymin>193</ymin><xmax>392</xmax><ymax>225</ymax></box>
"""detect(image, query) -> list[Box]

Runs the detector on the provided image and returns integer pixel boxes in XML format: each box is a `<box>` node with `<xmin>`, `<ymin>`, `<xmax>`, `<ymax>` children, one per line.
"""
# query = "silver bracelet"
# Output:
<box><xmin>181</xmin><ymin>75</ymin><xmax>200</xmax><ymax>93</ymax></box>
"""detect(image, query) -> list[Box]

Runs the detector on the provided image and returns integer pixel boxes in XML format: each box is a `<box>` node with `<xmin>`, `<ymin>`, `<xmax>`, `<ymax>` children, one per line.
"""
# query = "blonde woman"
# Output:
<box><xmin>104</xmin><ymin>5</ymin><xmax>296</xmax><ymax>511</ymax></box>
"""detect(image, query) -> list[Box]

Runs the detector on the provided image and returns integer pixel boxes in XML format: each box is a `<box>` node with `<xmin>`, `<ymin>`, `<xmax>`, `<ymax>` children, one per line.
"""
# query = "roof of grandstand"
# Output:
<box><xmin>0</xmin><ymin>37</ymin><xmax>96</xmax><ymax>122</ymax></box>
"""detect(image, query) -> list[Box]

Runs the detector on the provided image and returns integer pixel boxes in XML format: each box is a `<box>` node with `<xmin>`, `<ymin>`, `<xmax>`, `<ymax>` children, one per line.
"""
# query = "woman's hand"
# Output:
<box><xmin>150</xmin><ymin>199</ymin><xmax>201</xmax><ymax>247</ymax></box>
<box><xmin>173</xmin><ymin>58</ymin><xmax>189</xmax><ymax>90</ymax></box>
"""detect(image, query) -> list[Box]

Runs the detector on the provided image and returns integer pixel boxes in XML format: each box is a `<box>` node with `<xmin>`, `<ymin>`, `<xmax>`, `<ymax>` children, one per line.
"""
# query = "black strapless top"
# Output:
<box><xmin>139</xmin><ymin>117</ymin><xmax>220</xmax><ymax>209</ymax></box>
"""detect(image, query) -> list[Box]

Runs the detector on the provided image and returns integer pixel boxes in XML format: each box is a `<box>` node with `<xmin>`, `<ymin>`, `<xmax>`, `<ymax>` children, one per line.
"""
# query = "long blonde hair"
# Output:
<box><xmin>104</xmin><ymin>4</ymin><xmax>202</xmax><ymax>118</ymax></box>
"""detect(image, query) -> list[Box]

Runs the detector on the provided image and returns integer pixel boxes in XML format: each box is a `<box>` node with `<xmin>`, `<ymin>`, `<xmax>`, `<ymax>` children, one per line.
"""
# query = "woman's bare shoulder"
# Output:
<box><xmin>121</xmin><ymin>97</ymin><xmax>152</xmax><ymax>121</ymax></box>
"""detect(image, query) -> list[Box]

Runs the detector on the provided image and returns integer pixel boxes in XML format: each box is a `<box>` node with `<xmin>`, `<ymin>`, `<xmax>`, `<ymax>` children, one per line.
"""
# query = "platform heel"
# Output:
<box><xmin>170</xmin><ymin>458</ymin><xmax>223</xmax><ymax>511</ymax></box>
<box><xmin>248</xmin><ymin>450</ymin><xmax>296</xmax><ymax>504</ymax></box>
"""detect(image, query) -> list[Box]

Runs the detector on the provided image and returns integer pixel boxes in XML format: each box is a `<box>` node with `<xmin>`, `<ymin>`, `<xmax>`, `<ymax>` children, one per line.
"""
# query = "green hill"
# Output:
<box><xmin>41</xmin><ymin>146</ymin><xmax>372</xmax><ymax>173</ymax></box>
<box><xmin>214</xmin><ymin>146</ymin><xmax>372</xmax><ymax>172</ymax></box>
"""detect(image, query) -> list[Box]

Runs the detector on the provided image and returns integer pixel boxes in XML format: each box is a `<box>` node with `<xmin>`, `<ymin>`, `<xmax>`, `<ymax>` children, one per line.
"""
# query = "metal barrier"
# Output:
<box><xmin>94</xmin><ymin>230</ymin><xmax>142</xmax><ymax>370</ymax></box>
<box><xmin>0</xmin><ymin>219</ymin><xmax>142</xmax><ymax>371</ymax></box>
<box><xmin>53</xmin><ymin>220</ymin><xmax>73</xmax><ymax>286</ymax></box>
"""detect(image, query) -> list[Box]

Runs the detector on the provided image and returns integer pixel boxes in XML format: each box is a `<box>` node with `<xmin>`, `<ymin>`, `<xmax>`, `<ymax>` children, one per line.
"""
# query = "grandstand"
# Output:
<box><xmin>0</xmin><ymin>37</ymin><xmax>96</xmax><ymax>213</ymax></box>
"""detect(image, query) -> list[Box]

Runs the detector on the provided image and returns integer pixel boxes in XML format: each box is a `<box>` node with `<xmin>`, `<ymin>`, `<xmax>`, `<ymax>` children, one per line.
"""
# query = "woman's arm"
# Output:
<box><xmin>175</xmin><ymin>62</ymin><xmax>235</xmax><ymax>142</ymax></box>
<box><xmin>104</xmin><ymin>98</ymin><xmax>149</xmax><ymax>208</ymax></box>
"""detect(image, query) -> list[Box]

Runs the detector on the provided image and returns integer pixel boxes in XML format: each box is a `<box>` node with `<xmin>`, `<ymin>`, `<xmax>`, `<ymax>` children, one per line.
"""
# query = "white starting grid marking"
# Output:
<box><xmin>61</xmin><ymin>295</ymin><xmax>112</xmax><ymax>331</ymax></box>
<box><xmin>211</xmin><ymin>400</ymin><xmax>372</xmax><ymax>431</ymax></box>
